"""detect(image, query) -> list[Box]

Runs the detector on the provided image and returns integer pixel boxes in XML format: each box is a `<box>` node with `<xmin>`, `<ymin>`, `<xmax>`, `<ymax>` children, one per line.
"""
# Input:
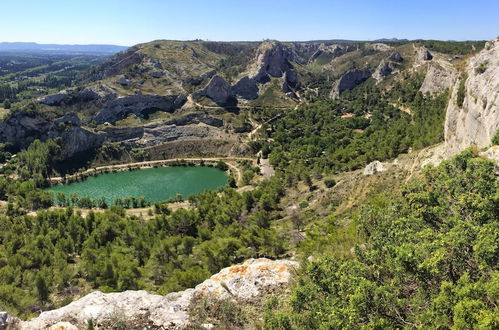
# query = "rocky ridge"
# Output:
<box><xmin>2</xmin><ymin>258</ymin><xmax>298</xmax><ymax>329</ymax></box>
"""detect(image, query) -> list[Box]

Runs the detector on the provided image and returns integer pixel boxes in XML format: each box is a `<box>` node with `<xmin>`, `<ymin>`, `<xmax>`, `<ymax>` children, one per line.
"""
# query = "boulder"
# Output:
<box><xmin>363</xmin><ymin>161</ymin><xmax>387</xmax><ymax>175</ymax></box>
<box><xmin>330</xmin><ymin>69</ymin><xmax>372</xmax><ymax>99</ymax></box>
<box><xmin>17</xmin><ymin>258</ymin><xmax>298</xmax><ymax>329</ymax></box>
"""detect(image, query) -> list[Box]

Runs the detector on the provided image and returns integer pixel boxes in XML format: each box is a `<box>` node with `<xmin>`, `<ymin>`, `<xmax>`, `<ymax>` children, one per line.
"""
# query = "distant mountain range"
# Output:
<box><xmin>0</xmin><ymin>42</ymin><xmax>127</xmax><ymax>53</ymax></box>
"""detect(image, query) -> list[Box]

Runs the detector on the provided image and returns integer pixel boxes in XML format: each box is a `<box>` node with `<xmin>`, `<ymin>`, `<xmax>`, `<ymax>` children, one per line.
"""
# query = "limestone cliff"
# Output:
<box><xmin>0</xmin><ymin>111</ymin><xmax>104</xmax><ymax>160</ymax></box>
<box><xmin>444</xmin><ymin>38</ymin><xmax>499</xmax><ymax>155</ymax></box>
<box><xmin>4</xmin><ymin>258</ymin><xmax>298</xmax><ymax>330</ymax></box>
<box><xmin>330</xmin><ymin>69</ymin><xmax>372</xmax><ymax>99</ymax></box>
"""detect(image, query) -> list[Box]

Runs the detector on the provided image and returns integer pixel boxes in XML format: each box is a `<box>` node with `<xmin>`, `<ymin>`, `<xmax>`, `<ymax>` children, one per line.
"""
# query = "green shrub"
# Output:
<box><xmin>457</xmin><ymin>74</ymin><xmax>467</xmax><ymax>107</ymax></box>
<box><xmin>475</xmin><ymin>61</ymin><xmax>489</xmax><ymax>74</ymax></box>
<box><xmin>492</xmin><ymin>129</ymin><xmax>499</xmax><ymax>145</ymax></box>
<box><xmin>324</xmin><ymin>179</ymin><xmax>336</xmax><ymax>188</ymax></box>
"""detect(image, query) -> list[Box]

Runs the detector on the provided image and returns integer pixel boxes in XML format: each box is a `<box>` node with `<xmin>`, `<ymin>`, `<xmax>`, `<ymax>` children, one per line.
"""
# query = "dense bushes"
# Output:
<box><xmin>265</xmin><ymin>77</ymin><xmax>449</xmax><ymax>180</ymax></box>
<box><xmin>265</xmin><ymin>150</ymin><xmax>499</xmax><ymax>329</ymax></box>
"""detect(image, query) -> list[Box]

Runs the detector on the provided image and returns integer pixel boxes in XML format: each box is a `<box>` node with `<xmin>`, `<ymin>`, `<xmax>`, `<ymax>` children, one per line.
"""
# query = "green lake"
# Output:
<box><xmin>47</xmin><ymin>166</ymin><xmax>228</xmax><ymax>204</ymax></box>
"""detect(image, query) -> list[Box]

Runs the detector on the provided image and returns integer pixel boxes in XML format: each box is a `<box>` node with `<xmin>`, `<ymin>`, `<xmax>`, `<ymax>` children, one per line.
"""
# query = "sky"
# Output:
<box><xmin>1</xmin><ymin>0</ymin><xmax>498</xmax><ymax>46</ymax></box>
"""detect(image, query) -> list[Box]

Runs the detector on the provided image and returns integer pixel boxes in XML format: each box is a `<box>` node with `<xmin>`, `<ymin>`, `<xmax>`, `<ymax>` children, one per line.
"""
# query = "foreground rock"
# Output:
<box><xmin>14</xmin><ymin>258</ymin><xmax>298</xmax><ymax>329</ymax></box>
<box><xmin>444</xmin><ymin>38</ymin><xmax>499</xmax><ymax>155</ymax></box>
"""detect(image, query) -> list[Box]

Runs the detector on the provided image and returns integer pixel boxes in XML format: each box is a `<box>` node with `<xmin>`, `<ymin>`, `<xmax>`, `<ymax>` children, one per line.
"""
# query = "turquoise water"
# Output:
<box><xmin>47</xmin><ymin>166</ymin><xmax>228</xmax><ymax>204</ymax></box>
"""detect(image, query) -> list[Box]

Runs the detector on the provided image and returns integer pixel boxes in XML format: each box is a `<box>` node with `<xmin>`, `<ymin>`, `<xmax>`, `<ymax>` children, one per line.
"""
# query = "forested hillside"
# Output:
<box><xmin>0</xmin><ymin>38</ymin><xmax>497</xmax><ymax>329</ymax></box>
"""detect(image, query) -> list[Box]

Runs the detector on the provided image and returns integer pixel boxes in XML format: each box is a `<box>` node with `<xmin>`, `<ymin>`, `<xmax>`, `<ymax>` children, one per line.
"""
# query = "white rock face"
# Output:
<box><xmin>419</xmin><ymin>61</ymin><xmax>457</xmax><ymax>94</ymax></box>
<box><xmin>363</xmin><ymin>161</ymin><xmax>387</xmax><ymax>175</ymax></box>
<box><xmin>15</xmin><ymin>258</ymin><xmax>298</xmax><ymax>330</ymax></box>
<box><xmin>366</xmin><ymin>43</ymin><xmax>393</xmax><ymax>52</ymax></box>
<box><xmin>444</xmin><ymin>38</ymin><xmax>499</xmax><ymax>156</ymax></box>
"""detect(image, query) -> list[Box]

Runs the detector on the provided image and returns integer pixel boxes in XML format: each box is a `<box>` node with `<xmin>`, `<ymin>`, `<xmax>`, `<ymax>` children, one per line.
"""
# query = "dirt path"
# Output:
<box><xmin>247</xmin><ymin>113</ymin><xmax>282</xmax><ymax>141</ymax></box>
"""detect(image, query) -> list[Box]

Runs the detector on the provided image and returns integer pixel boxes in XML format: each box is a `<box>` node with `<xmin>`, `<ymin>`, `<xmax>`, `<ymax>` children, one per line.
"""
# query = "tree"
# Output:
<box><xmin>36</xmin><ymin>275</ymin><xmax>49</xmax><ymax>302</ymax></box>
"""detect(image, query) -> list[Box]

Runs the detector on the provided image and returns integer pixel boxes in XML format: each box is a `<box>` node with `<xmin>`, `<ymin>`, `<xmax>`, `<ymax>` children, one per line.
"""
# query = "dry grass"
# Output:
<box><xmin>0</xmin><ymin>107</ymin><xmax>9</xmax><ymax>120</ymax></box>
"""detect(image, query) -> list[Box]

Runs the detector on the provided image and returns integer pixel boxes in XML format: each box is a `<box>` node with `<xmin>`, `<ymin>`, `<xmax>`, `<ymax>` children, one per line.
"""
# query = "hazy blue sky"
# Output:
<box><xmin>1</xmin><ymin>0</ymin><xmax>498</xmax><ymax>45</ymax></box>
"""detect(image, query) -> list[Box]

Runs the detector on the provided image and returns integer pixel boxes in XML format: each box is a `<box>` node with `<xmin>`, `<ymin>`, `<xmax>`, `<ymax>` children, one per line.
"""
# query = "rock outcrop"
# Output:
<box><xmin>444</xmin><ymin>38</ymin><xmax>499</xmax><ymax>155</ymax></box>
<box><xmin>0</xmin><ymin>110</ymin><xmax>50</xmax><ymax>149</ymax></box>
<box><xmin>48</xmin><ymin>125</ymin><xmax>105</xmax><ymax>160</ymax></box>
<box><xmin>184</xmin><ymin>70</ymin><xmax>216</xmax><ymax>86</ymax></box>
<box><xmin>363</xmin><ymin>160</ymin><xmax>387</xmax><ymax>175</ymax></box>
<box><xmin>367</xmin><ymin>43</ymin><xmax>393</xmax><ymax>52</ymax></box>
<box><xmin>102</xmin><ymin>113</ymin><xmax>225</xmax><ymax>147</ymax></box>
<box><xmin>0</xmin><ymin>111</ymin><xmax>104</xmax><ymax>159</ymax></box>
<box><xmin>309</xmin><ymin>44</ymin><xmax>349</xmax><ymax>62</ymax></box>
<box><xmin>93</xmin><ymin>94</ymin><xmax>186</xmax><ymax>124</ymax></box>
<box><xmin>193</xmin><ymin>75</ymin><xmax>233</xmax><ymax>105</ymax></box>
<box><xmin>416</xmin><ymin>46</ymin><xmax>433</xmax><ymax>61</ymax></box>
<box><xmin>102</xmin><ymin>46</ymin><xmax>145</xmax><ymax>78</ymax></box>
<box><xmin>247</xmin><ymin>41</ymin><xmax>298</xmax><ymax>85</ymax></box>
<box><xmin>330</xmin><ymin>69</ymin><xmax>372</xmax><ymax>99</ymax></box>
<box><xmin>479</xmin><ymin>145</ymin><xmax>499</xmax><ymax>165</ymax></box>
<box><xmin>37</xmin><ymin>92</ymin><xmax>69</xmax><ymax>106</ymax></box>
<box><xmin>16</xmin><ymin>258</ymin><xmax>298</xmax><ymax>330</ymax></box>
<box><xmin>419</xmin><ymin>61</ymin><xmax>457</xmax><ymax>94</ymax></box>
<box><xmin>373</xmin><ymin>60</ymin><xmax>397</xmax><ymax>81</ymax></box>
<box><xmin>75</xmin><ymin>87</ymin><xmax>101</xmax><ymax>102</ymax></box>
<box><xmin>232</xmin><ymin>76</ymin><xmax>259</xmax><ymax>100</ymax></box>
<box><xmin>388</xmin><ymin>51</ymin><xmax>403</xmax><ymax>62</ymax></box>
